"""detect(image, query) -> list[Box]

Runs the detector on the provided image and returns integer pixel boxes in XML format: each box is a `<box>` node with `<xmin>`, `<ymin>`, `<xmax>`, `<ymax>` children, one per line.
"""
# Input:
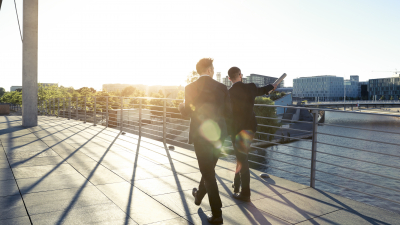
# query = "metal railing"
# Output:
<box><xmin>39</xmin><ymin>96</ymin><xmax>400</xmax><ymax>212</ymax></box>
<box><xmin>297</xmin><ymin>100</ymin><xmax>400</xmax><ymax>105</ymax></box>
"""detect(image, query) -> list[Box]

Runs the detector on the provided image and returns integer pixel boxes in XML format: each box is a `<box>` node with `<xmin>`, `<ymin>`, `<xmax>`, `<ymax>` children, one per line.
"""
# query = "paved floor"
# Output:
<box><xmin>1</xmin><ymin>116</ymin><xmax>399</xmax><ymax>225</ymax></box>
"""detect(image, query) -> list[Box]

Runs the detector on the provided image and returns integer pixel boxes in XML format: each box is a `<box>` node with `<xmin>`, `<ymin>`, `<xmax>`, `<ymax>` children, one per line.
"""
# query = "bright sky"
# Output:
<box><xmin>1</xmin><ymin>0</ymin><xmax>400</xmax><ymax>91</ymax></box>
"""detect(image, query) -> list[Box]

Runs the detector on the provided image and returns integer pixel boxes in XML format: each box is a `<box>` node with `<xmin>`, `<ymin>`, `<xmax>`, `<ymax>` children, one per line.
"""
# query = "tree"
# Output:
<box><xmin>380</xmin><ymin>95</ymin><xmax>385</xmax><ymax>100</ymax></box>
<box><xmin>121</xmin><ymin>86</ymin><xmax>136</xmax><ymax>97</ymax></box>
<box><xmin>186</xmin><ymin>71</ymin><xmax>200</xmax><ymax>84</ymax></box>
<box><xmin>0</xmin><ymin>87</ymin><xmax>6</xmax><ymax>97</ymax></box>
<box><xmin>77</xmin><ymin>87</ymin><xmax>96</xmax><ymax>96</ymax></box>
<box><xmin>390</xmin><ymin>96</ymin><xmax>394</xmax><ymax>100</ymax></box>
<box><xmin>253</xmin><ymin>97</ymin><xmax>280</xmax><ymax>141</ymax></box>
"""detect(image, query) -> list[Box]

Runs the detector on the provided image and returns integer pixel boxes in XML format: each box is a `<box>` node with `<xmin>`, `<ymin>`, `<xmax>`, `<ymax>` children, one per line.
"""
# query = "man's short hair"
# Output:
<box><xmin>228</xmin><ymin>67</ymin><xmax>241</xmax><ymax>79</ymax></box>
<box><xmin>196</xmin><ymin>58</ymin><xmax>214</xmax><ymax>74</ymax></box>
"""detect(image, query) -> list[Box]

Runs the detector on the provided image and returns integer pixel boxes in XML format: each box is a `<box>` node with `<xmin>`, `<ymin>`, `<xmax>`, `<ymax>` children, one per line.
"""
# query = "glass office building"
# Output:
<box><xmin>293</xmin><ymin>75</ymin><xmax>344</xmax><ymax>101</ymax></box>
<box><xmin>368</xmin><ymin>76</ymin><xmax>400</xmax><ymax>100</ymax></box>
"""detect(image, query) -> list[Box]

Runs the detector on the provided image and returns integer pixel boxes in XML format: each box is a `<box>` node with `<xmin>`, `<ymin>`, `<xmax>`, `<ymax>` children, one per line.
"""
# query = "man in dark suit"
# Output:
<box><xmin>179</xmin><ymin>58</ymin><xmax>232</xmax><ymax>224</ymax></box>
<box><xmin>227</xmin><ymin>66</ymin><xmax>277</xmax><ymax>201</ymax></box>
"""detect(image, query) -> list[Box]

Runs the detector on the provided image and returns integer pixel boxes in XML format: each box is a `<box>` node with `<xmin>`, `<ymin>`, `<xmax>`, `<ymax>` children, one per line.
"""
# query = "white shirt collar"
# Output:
<box><xmin>200</xmin><ymin>74</ymin><xmax>210</xmax><ymax>77</ymax></box>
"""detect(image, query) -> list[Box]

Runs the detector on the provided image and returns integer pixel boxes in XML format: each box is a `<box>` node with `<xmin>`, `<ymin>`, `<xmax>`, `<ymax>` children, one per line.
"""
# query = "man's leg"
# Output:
<box><xmin>236</xmin><ymin>130</ymin><xmax>254</xmax><ymax>197</ymax></box>
<box><xmin>231</xmin><ymin>136</ymin><xmax>241</xmax><ymax>193</ymax></box>
<box><xmin>194</xmin><ymin>140</ymin><xmax>222</xmax><ymax>217</ymax></box>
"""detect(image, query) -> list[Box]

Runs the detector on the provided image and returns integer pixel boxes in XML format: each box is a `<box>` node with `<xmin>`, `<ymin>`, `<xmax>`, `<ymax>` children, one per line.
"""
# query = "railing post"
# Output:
<box><xmin>63</xmin><ymin>98</ymin><xmax>66</xmax><ymax>118</ymax></box>
<box><xmin>93</xmin><ymin>96</ymin><xmax>97</xmax><ymax>126</ymax></box>
<box><xmin>163</xmin><ymin>99</ymin><xmax>167</xmax><ymax>143</ymax></box>
<box><xmin>68</xmin><ymin>97</ymin><xmax>71</xmax><ymax>120</ymax></box>
<box><xmin>139</xmin><ymin>99</ymin><xmax>142</xmax><ymax>137</ymax></box>
<box><xmin>310</xmin><ymin>109</ymin><xmax>319</xmax><ymax>188</ymax></box>
<box><xmin>106</xmin><ymin>97</ymin><xmax>109</xmax><ymax>128</ymax></box>
<box><xmin>84</xmin><ymin>96</ymin><xmax>87</xmax><ymax>123</ymax></box>
<box><xmin>120</xmin><ymin>97</ymin><xmax>123</xmax><ymax>132</ymax></box>
<box><xmin>57</xmin><ymin>98</ymin><xmax>60</xmax><ymax>117</ymax></box>
<box><xmin>76</xmin><ymin>97</ymin><xmax>79</xmax><ymax>120</ymax></box>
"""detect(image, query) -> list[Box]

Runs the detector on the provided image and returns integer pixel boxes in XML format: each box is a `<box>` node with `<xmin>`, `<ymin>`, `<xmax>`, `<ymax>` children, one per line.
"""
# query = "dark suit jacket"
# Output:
<box><xmin>180</xmin><ymin>76</ymin><xmax>232</xmax><ymax>144</ymax></box>
<box><xmin>229</xmin><ymin>82</ymin><xmax>274</xmax><ymax>136</ymax></box>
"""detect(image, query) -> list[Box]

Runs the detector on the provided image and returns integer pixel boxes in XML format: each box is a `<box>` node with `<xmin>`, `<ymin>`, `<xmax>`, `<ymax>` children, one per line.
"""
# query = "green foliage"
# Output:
<box><xmin>172</xmin><ymin>90</ymin><xmax>184</xmax><ymax>108</ymax></box>
<box><xmin>0</xmin><ymin>91</ymin><xmax>22</xmax><ymax>105</ymax></box>
<box><xmin>0</xmin><ymin>87</ymin><xmax>6</xmax><ymax>97</ymax></box>
<box><xmin>253</xmin><ymin>97</ymin><xmax>280</xmax><ymax>141</ymax></box>
<box><xmin>186</xmin><ymin>71</ymin><xmax>199</xmax><ymax>84</ymax></box>
<box><xmin>121</xmin><ymin>86</ymin><xmax>136</xmax><ymax>97</ymax></box>
<box><xmin>269</xmin><ymin>91</ymin><xmax>286</xmax><ymax>101</ymax></box>
<box><xmin>390</xmin><ymin>96</ymin><xmax>394</xmax><ymax>100</ymax></box>
<box><xmin>380</xmin><ymin>95</ymin><xmax>385</xmax><ymax>100</ymax></box>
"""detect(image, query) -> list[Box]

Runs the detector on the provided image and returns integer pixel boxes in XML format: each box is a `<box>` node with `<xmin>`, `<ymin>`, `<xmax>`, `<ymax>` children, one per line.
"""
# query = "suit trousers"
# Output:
<box><xmin>231</xmin><ymin>130</ymin><xmax>254</xmax><ymax>196</ymax></box>
<box><xmin>193</xmin><ymin>138</ymin><xmax>223</xmax><ymax>217</ymax></box>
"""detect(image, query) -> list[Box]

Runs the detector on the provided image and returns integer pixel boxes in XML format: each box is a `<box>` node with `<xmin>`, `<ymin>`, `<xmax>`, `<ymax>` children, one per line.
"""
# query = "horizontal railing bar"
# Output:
<box><xmin>315</xmin><ymin>142</ymin><xmax>400</xmax><ymax>159</ymax></box>
<box><xmin>140</xmin><ymin>131</ymin><xmax>163</xmax><ymax>138</ymax></box>
<box><xmin>250</xmin><ymin>145</ymin><xmax>311</xmax><ymax>161</ymax></box>
<box><xmin>316</xmin><ymin>132</ymin><xmax>400</xmax><ymax>147</ymax></box>
<box><xmin>166</xmin><ymin>122</ymin><xmax>190</xmax><ymax>128</ymax></box>
<box><xmin>165</xmin><ymin>137</ymin><xmax>190</xmax><ymax>145</ymax></box>
<box><xmin>255</xmin><ymin>104</ymin><xmax>400</xmax><ymax>118</ymax></box>
<box><xmin>224</xmin><ymin>145</ymin><xmax>310</xmax><ymax>169</ymax></box>
<box><xmin>318</xmin><ymin>123</ymin><xmax>400</xmax><ymax>135</ymax></box>
<box><xmin>315</xmin><ymin>160</ymin><xmax>400</xmax><ymax>182</ymax></box>
<box><xmin>248</xmin><ymin>160</ymin><xmax>311</xmax><ymax>179</ymax></box>
<box><xmin>166</xmin><ymin>126</ymin><xmax>189</xmax><ymax>133</ymax></box>
<box><xmin>315</xmin><ymin>179</ymin><xmax>400</xmax><ymax>206</ymax></box>
<box><xmin>255</xmin><ymin>115</ymin><xmax>314</xmax><ymax>124</ymax></box>
<box><xmin>257</xmin><ymin>124</ymin><xmax>313</xmax><ymax>133</ymax></box>
<box><xmin>165</xmin><ymin>133</ymin><xmax>188</xmax><ymax>140</ymax></box>
<box><xmin>252</xmin><ymin>138</ymin><xmax>312</xmax><ymax>152</ymax></box>
<box><xmin>315</xmin><ymin>150</ymin><xmax>400</xmax><ymax>169</ymax></box>
<box><xmin>256</xmin><ymin>131</ymin><xmax>312</xmax><ymax>142</ymax></box>
<box><xmin>315</xmin><ymin>169</ymin><xmax>400</xmax><ymax>194</ymax></box>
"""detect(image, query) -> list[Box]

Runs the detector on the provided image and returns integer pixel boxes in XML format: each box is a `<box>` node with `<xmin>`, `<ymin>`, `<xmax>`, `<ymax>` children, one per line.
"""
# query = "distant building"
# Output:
<box><xmin>222</xmin><ymin>76</ymin><xmax>232</xmax><ymax>87</ymax></box>
<box><xmin>276</xmin><ymin>87</ymin><xmax>293</xmax><ymax>93</ymax></box>
<box><xmin>368</xmin><ymin>75</ymin><xmax>400</xmax><ymax>100</ymax></box>
<box><xmin>293</xmin><ymin>75</ymin><xmax>344</xmax><ymax>101</ymax></box>
<box><xmin>222</xmin><ymin>73</ymin><xmax>283</xmax><ymax>88</ymax></box>
<box><xmin>216</xmin><ymin>72</ymin><xmax>221</xmax><ymax>83</ymax></box>
<box><xmin>359</xmin><ymin>81</ymin><xmax>369</xmax><ymax>100</ymax></box>
<box><xmin>245</xmin><ymin>74</ymin><xmax>284</xmax><ymax>88</ymax></box>
<box><xmin>10</xmin><ymin>86</ymin><xmax>22</xmax><ymax>92</ymax></box>
<box><xmin>102</xmin><ymin>84</ymin><xmax>133</xmax><ymax>92</ymax></box>
<box><xmin>344</xmin><ymin>75</ymin><xmax>359</xmax><ymax>99</ymax></box>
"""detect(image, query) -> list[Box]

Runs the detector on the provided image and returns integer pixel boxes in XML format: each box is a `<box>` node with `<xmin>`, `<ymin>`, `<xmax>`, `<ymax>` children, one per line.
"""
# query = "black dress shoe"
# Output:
<box><xmin>192</xmin><ymin>188</ymin><xmax>201</xmax><ymax>206</ymax></box>
<box><xmin>231</xmin><ymin>182</ymin><xmax>240</xmax><ymax>193</ymax></box>
<box><xmin>207</xmin><ymin>214</ymin><xmax>223</xmax><ymax>224</ymax></box>
<box><xmin>232</xmin><ymin>192</ymin><xmax>250</xmax><ymax>202</ymax></box>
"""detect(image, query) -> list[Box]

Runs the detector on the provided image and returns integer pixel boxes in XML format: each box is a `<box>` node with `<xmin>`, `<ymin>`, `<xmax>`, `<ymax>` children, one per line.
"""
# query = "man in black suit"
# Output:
<box><xmin>179</xmin><ymin>58</ymin><xmax>232</xmax><ymax>224</ymax></box>
<box><xmin>227</xmin><ymin>66</ymin><xmax>277</xmax><ymax>201</ymax></box>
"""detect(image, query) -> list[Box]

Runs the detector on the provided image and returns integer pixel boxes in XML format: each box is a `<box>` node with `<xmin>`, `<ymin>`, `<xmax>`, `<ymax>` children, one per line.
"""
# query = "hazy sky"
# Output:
<box><xmin>1</xmin><ymin>0</ymin><xmax>400</xmax><ymax>91</ymax></box>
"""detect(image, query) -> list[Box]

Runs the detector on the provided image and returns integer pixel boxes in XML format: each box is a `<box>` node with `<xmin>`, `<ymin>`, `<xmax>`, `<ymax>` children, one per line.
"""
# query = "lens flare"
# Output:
<box><xmin>199</xmin><ymin>119</ymin><xmax>221</xmax><ymax>142</ymax></box>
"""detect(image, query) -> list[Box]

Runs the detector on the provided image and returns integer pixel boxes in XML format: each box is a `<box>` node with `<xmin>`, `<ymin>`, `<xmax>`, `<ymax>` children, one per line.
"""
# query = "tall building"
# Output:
<box><xmin>368</xmin><ymin>75</ymin><xmax>400</xmax><ymax>100</ymax></box>
<box><xmin>216</xmin><ymin>72</ymin><xmax>221</xmax><ymax>83</ymax></box>
<box><xmin>344</xmin><ymin>75</ymin><xmax>359</xmax><ymax>99</ymax></box>
<box><xmin>222</xmin><ymin>76</ymin><xmax>232</xmax><ymax>87</ymax></box>
<box><xmin>293</xmin><ymin>75</ymin><xmax>344</xmax><ymax>101</ymax></box>
<box><xmin>10</xmin><ymin>86</ymin><xmax>22</xmax><ymax>92</ymax></box>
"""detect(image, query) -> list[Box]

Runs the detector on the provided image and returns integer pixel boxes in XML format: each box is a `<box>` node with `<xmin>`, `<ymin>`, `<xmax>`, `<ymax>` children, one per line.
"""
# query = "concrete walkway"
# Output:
<box><xmin>1</xmin><ymin>116</ymin><xmax>399</xmax><ymax>224</ymax></box>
